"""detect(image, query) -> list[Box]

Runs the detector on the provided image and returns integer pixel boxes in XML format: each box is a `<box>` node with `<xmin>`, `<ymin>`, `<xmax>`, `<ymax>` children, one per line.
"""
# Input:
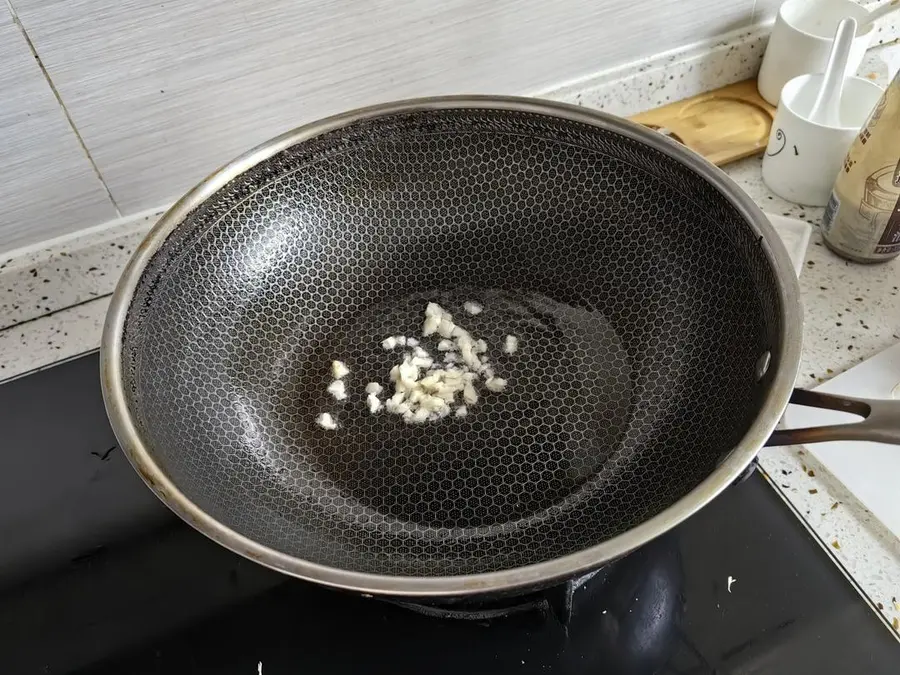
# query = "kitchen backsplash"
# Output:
<box><xmin>0</xmin><ymin>0</ymin><xmax>889</xmax><ymax>255</ymax></box>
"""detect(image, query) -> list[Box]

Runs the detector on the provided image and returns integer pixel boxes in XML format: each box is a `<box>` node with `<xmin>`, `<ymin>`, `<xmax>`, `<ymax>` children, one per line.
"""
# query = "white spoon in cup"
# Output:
<box><xmin>807</xmin><ymin>17</ymin><xmax>857</xmax><ymax>127</ymax></box>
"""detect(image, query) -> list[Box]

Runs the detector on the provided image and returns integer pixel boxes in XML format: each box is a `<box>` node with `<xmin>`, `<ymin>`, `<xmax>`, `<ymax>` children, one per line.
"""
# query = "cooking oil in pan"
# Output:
<box><xmin>292</xmin><ymin>288</ymin><xmax>636</xmax><ymax>529</ymax></box>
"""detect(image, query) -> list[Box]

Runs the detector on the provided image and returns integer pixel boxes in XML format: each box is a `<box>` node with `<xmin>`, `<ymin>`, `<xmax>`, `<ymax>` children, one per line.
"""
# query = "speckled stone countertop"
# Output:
<box><xmin>1</xmin><ymin>28</ymin><xmax>899</xmax><ymax>637</ymax></box>
<box><xmin>725</xmin><ymin>157</ymin><xmax>900</xmax><ymax>392</ymax></box>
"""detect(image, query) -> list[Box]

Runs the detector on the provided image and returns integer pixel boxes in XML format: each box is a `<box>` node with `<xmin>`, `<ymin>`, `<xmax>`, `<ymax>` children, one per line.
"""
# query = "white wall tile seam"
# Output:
<box><xmin>4</xmin><ymin>0</ymin><xmax>121</xmax><ymax>217</ymax></box>
<box><xmin>3</xmin><ymin>0</ymin><xmax>895</xmax><ymax>248</ymax></box>
<box><xmin>12</xmin><ymin>0</ymin><xmax>761</xmax><ymax>214</ymax></box>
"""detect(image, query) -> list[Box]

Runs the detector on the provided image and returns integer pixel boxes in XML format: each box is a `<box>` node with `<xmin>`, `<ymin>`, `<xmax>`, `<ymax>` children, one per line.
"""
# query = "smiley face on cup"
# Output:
<box><xmin>762</xmin><ymin>73</ymin><xmax>883</xmax><ymax>206</ymax></box>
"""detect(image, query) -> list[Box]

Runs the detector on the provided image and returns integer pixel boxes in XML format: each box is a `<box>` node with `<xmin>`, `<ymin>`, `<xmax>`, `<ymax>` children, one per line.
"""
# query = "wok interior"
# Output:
<box><xmin>122</xmin><ymin>108</ymin><xmax>781</xmax><ymax>577</ymax></box>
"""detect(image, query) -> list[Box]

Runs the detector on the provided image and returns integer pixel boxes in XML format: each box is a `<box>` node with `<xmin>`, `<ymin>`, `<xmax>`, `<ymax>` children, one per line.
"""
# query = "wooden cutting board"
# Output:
<box><xmin>629</xmin><ymin>79</ymin><xmax>776</xmax><ymax>166</ymax></box>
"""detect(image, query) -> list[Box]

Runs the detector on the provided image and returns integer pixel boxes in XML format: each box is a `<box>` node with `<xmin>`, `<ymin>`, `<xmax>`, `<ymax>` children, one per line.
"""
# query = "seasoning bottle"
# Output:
<box><xmin>822</xmin><ymin>70</ymin><xmax>900</xmax><ymax>262</ymax></box>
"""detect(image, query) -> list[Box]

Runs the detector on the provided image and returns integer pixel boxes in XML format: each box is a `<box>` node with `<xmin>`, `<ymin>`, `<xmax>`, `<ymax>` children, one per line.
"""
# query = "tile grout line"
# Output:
<box><xmin>5</xmin><ymin>0</ymin><xmax>123</xmax><ymax>218</ymax></box>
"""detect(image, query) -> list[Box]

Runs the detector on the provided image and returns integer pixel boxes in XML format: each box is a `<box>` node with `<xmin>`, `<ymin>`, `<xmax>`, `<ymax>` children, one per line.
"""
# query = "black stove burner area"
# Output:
<box><xmin>387</xmin><ymin>582</ymin><xmax>587</xmax><ymax>623</ymax></box>
<box><xmin>1</xmin><ymin>352</ymin><xmax>899</xmax><ymax>674</ymax></box>
<box><xmin>387</xmin><ymin>569</ymin><xmax>606</xmax><ymax>624</ymax></box>
<box><xmin>386</xmin><ymin>535</ymin><xmax>686</xmax><ymax>675</ymax></box>
<box><xmin>389</xmin><ymin>536</ymin><xmax>678</xmax><ymax>627</ymax></box>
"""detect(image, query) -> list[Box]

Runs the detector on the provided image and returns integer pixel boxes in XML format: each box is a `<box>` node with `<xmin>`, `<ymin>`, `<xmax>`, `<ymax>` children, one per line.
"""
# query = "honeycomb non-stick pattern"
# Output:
<box><xmin>121</xmin><ymin>108</ymin><xmax>782</xmax><ymax>576</ymax></box>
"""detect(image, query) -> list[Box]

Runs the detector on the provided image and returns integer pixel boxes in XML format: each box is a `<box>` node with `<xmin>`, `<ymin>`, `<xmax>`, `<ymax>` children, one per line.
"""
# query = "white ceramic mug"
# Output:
<box><xmin>762</xmin><ymin>73</ymin><xmax>883</xmax><ymax>206</ymax></box>
<box><xmin>757</xmin><ymin>0</ymin><xmax>874</xmax><ymax>105</ymax></box>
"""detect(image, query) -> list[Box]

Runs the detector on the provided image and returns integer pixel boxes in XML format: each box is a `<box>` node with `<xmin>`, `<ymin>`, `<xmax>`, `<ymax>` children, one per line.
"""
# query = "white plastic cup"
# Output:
<box><xmin>762</xmin><ymin>74</ymin><xmax>883</xmax><ymax>206</ymax></box>
<box><xmin>757</xmin><ymin>0</ymin><xmax>874</xmax><ymax>105</ymax></box>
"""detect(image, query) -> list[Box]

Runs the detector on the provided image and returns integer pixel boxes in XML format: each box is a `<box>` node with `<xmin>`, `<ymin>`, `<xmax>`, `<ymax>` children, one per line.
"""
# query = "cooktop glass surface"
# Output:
<box><xmin>1</xmin><ymin>353</ymin><xmax>897</xmax><ymax>674</ymax></box>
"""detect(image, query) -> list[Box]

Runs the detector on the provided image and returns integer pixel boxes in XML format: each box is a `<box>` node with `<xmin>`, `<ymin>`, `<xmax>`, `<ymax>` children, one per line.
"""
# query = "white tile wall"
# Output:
<box><xmin>13</xmin><ymin>0</ymin><xmax>756</xmax><ymax>218</ymax></box>
<box><xmin>751</xmin><ymin>0</ymin><xmax>787</xmax><ymax>23</ymax></box>
<box><xmin>0</xmin><ymin>11</ymin><xmax>117</xmax><ymax>255</ymax></box>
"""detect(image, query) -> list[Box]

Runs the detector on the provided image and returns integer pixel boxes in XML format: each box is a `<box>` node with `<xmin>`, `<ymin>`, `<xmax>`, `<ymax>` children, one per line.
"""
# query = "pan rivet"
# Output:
<box><xmin>755</xmin><ymin>351</ymin><xmax>771</xmax><ymax>381</ymax></box>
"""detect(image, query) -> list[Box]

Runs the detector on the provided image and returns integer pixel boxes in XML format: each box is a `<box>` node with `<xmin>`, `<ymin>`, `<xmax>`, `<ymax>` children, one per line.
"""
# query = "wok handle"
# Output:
<box><xmin>766</xmin><ymin>388</ymin><xmax>900</xmax><ymax>447</ymax></box>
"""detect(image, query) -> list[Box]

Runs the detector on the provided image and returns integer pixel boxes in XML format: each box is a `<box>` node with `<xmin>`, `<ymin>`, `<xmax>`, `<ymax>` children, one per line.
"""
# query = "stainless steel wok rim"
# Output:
<box><xmin>100</xmin><ymin>94</ymin><xmax>803</xmax><ymax>598</ymax></box>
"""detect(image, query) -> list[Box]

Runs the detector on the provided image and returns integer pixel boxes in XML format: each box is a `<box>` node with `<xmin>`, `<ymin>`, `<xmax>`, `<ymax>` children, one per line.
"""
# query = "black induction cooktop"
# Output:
<box><xmin>1</xmin><ymin>352</ymin><xmax>898</xmax><ymax>674</ymax></box>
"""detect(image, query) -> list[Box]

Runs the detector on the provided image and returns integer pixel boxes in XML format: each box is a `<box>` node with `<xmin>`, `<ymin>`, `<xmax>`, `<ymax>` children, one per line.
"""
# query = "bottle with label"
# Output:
<box><xmin>822</xmin><ymin>70</ymin><xmax>900</xmax><ymax>262</ymax></box>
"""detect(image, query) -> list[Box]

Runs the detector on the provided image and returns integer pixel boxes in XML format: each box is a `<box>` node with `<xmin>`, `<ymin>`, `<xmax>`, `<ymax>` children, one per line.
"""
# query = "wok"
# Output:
<box><xmin>100</xmin><ymin>96</ymin><xmax>900</xmax><ymax>597</ymax></box>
